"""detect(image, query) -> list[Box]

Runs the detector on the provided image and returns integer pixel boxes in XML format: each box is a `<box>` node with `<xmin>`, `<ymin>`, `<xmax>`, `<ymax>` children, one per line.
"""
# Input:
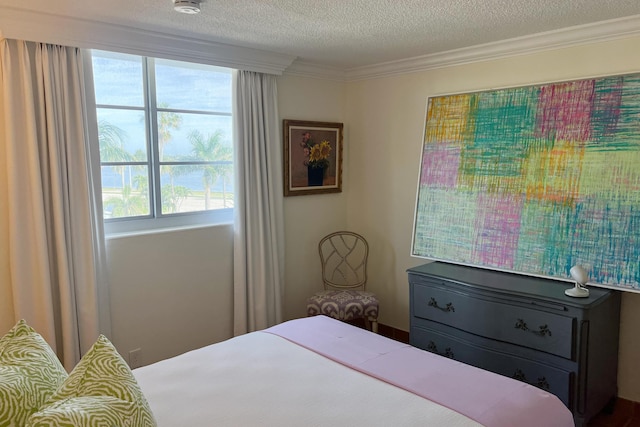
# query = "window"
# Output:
<box><xmin>91</xmin><ymin>50</ymin><xmax>233</xmax><ymax>233</ymax></box>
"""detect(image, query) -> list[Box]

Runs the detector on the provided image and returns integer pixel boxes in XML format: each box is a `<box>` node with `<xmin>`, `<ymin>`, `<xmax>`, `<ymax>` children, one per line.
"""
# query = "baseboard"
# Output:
<box><xmin>378</xmin><ymin>323</ymin><xmax>410</xmax><ymax>344</ymax></box>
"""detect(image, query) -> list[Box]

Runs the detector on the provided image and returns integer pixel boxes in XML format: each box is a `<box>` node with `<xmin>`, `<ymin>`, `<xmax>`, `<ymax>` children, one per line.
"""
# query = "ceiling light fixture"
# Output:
<box><xmin>173</xmin><ymin>0</ymin><xmax>201</xmax><ymax>14</ymax></box>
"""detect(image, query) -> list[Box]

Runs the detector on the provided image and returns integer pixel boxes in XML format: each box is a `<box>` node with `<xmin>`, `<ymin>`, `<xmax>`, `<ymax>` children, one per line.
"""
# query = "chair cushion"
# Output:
<box><xmin>0</xmin><ymin>320</ymin><xmax>68</xmax><ymax>426</ymax></box>
<box><xmin>307</xmin><ymin>290</ymin><xmax>379</xmax><ymax>321</ymax></box>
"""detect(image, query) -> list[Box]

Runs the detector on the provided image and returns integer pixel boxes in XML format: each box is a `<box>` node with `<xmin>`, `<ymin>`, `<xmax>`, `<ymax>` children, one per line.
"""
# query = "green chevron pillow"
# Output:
<box><xmin>0</xmin><ymin>319</ymin><xmax>68</xmax><ymax>427</ymax></box>
<box><xmin>26</xmin><ymin>335</ymin><xmax>156</xmax><ymax>427</ymax></box>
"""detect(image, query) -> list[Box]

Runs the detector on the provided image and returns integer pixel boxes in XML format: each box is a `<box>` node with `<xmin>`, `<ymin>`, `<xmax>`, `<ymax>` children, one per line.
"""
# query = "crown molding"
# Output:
<box><xmin>2</xmin><ymin>7</ymin><xmax>638</xmax><ymax>80</ymax></box>
<box><xmin>283</xmin><ymin>60</ymin><xmax>346</xmax><ymax>81</ymax></box>
<box><xmin>0</xmin><ymin>7</ymin><xmax>296</xmax><ymax>75</ymax></box>
<box><xmin>344</xmin><ymin>14</ymin><xmax>640</xmax><ymax>81</ymax></box>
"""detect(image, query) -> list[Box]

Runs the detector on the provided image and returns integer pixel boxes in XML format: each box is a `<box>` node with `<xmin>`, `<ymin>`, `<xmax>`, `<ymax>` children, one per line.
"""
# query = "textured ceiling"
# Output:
<box><xmin>1</xmin><ymin>0</ymin><xmax>640</xmax><ymax>69</ymax></box>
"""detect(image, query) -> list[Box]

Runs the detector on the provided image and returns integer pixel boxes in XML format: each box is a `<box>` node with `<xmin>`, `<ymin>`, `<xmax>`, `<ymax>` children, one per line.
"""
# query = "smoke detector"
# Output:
<box><xmin>174</xmin><ymin>0</ymin><xmax>201</xmax><ymax>14</ymax></box>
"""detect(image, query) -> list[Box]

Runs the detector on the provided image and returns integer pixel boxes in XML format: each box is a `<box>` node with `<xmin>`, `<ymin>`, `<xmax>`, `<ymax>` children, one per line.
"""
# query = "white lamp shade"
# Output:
<box><xmin>570</xmin><ymin>265</ymin><xmax>588</xmax><ymax>285</ymax></box>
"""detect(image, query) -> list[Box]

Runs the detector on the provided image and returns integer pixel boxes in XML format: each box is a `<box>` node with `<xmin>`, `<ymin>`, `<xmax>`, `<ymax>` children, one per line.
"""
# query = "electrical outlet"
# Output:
<box><xmin>129</xmin><ymin>348</ymin><xmax>142</xmax><ymax>369</ymax></box>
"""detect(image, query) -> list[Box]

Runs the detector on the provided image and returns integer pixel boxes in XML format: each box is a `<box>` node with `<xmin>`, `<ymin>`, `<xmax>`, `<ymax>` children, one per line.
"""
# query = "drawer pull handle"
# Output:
<box><xmin>513</xmin><ymin>369</ymin><xmax>527</xmax><ymax>382</ymax></box>
<box><xmin>512</xmin><ymin>370</ymin><xmax>551</xmax><ymax>391</ymax></box>
<box><xmin>426</xmin><ymin>341</ymin><xmax>455</xmax><ymax>359</ymax></box>
<box><xmin>514</xmin><ymin>319</ymin><xmax>552</xmax><ymax>337</ymax></box>
<box><xmin>428</xmin><ymin>297</ymin><xmax>455</xmax><ymax>312</ymax></box>
<box><xmin>537</xmin><ymin>377</ymin><xmax>550</xmax><ymax>390</ymax></box>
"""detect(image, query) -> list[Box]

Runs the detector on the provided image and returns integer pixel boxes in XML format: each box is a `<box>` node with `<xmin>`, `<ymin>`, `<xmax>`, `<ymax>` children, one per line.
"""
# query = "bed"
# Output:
<box><xmin>133</xmin><ymin>315</ymin><xmax>574</xmax><ymax>426</ymax></box>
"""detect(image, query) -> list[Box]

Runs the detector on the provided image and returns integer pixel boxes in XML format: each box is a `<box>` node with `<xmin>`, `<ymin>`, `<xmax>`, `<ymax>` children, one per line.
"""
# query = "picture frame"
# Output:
<box><xmin>283</xmin><ymin>119</ymin><xmax>343</xmax><ymax>196</ymax></box>
<box><xmin>411</xmin><ymin>72</ymin><xmax>640</xmax><ymax>291</ymax></box>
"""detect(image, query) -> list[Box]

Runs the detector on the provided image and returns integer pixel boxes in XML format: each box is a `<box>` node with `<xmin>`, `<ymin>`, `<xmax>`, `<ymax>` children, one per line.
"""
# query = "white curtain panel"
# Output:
<box><xmin>233</xmin><ymin>70</ymin><xmax>284</xmax><ymax>335</ymax></box>
<box><xmin>0</xmin><ymin>39</ymin><xmax>109</xmax><ymax>369</ymax></box>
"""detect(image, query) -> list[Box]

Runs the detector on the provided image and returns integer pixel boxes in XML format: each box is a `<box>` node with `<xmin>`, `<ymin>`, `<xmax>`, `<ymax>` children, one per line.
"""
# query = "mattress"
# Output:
<box><xmin>133</xmin><ymin>316</ymin><xmax>574</xmax><ymax>426</ymax></box>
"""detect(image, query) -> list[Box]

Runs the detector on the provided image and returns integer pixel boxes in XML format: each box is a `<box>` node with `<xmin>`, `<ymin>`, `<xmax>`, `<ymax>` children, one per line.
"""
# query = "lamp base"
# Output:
<box><xmin>565</xmin><ymin>285</ymin><xmax>590</xmax><ymax>298</ymax></box>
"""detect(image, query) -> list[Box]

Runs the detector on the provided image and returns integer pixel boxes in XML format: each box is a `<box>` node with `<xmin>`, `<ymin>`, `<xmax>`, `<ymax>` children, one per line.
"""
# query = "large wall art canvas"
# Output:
<box><xmin>412</xmin><ymin>73</ymin><xmax>640</xmax><ymax>292</ymax></box>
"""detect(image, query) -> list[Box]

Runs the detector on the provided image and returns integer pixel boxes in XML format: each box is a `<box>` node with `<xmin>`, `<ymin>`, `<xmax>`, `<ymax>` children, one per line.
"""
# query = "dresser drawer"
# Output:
<box><xmin>411</xmin><ymin>281</ymin><xmax>575</xmax><ymax>359</ymax></box>
<box><xmin>408</xmin><ymin>261</ymin><xmax>621</xmax><ymax>425</ymax></box>
<box><xmin>411</xmin><ymin>326</ymin><xmax>572</xmax><ymax>407</ymax></box>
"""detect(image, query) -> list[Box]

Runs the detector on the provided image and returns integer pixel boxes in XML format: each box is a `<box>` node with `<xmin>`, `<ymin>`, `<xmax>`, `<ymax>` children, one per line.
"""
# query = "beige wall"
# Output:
<box><xmin>106</xmin><ymin>225</ymin><xmax>234</xmax><ymax>366</ymax></box>
<box><xmin>619</xmin><ymin>293</ymin><xmax>640</xmax><ymax>401</ymax></box>
<box><xmin>277</xmin><ymin>74</ymin><xmax>349</xmax><ymax>320</ymax></box>
<box><xmin>344</xmin><ymin>35</ymin><xmax>640</xmax><ymax>401</ymax></box>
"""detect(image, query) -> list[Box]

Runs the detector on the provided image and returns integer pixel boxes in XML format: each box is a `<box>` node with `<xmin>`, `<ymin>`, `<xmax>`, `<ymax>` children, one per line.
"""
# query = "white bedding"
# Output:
<box><xmin>134</xmin><ymin>332</ymin><xmax>482</xmax><ymax>427</ymax></box>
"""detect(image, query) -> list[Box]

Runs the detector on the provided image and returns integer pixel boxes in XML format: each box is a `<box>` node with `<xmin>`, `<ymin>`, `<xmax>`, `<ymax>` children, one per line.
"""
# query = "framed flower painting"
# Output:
<box><xmin>283</xmin><ymin>119</ymin><xmax>343</xmax><ymax>196</ymax></box>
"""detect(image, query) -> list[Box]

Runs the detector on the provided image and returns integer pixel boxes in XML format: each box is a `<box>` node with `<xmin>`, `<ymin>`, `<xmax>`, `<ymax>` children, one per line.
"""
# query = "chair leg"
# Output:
<box><xmin>364</xmin><ymin>318</ymin><xmax>379</xmax><ymax>334</ymax></box>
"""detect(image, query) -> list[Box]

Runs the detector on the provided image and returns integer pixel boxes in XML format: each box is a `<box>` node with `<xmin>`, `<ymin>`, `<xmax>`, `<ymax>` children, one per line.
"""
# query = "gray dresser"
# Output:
<box><xmin>408</xmin><ymin>261</ymin><xmax>621</xmax><ymax>427</ymax></box>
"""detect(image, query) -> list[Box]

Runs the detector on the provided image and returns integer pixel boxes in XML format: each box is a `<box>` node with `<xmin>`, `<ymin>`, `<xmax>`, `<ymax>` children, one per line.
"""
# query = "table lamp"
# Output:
<box><xmin>565</xmin><ymin>265</ymin><xmax>590</xmax><ymax>298</ymax></box>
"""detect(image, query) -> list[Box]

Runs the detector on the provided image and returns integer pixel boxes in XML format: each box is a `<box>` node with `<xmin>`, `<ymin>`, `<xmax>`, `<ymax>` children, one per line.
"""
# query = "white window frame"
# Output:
<box><xmin>89</xmin><ymin>50</ymin><xmax>234</xmax><ymax>235</ymax></box>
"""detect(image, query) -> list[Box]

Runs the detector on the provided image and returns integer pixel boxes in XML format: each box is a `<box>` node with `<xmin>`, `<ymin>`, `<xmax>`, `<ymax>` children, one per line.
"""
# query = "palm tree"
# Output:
<box><xmin>162</xmin><ymin>184</ymin><xmax>190</xmax><ymax>213</ymax></box>
<box><xmin>157</xmin><ymin>104</ymin><xmax>182</xmax><ymax>161</ymax></box>
<box><xmin>187</xmin><ymin>130</ymin><xmax>233</xmax><ymax>209</ymax></box>
<box><xmin>159</xmin><ymin>156</ymin><xmax>189</xmax><ymax>213</ymax></box>
<box><xmin>98</xmin><ymin>119</ymin><xmax>133</xmax><ymax>190</ymax></box>
<box><xmin>104</xmin><ymin>185</ymin><xmax>148</xmax><ymax>217</ymax></box>
<box><xmin>131</xmin><ymin>174</ymin><xmax>149</xmax><ymax>195</ymax></box>
<box><xmin>98</xmin><ymin>119</ymin><xmax>130</xmax><ymax>162</ymax></box>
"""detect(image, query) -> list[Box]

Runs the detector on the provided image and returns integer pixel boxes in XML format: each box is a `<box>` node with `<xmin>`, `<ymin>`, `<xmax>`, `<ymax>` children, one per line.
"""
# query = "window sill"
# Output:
<box><xmin>104</xmin><ymin>209</ymin><xmax>233</xmax><ymax>238</ymax></box>
<box><xmin>105</xmin><ymin>220</ymin><xmax>233</xmax><ymax>240</ymax></box>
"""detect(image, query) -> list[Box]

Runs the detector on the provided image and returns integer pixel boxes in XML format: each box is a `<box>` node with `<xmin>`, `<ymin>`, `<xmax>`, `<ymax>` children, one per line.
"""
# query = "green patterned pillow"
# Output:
<box><xmin>26</xmin><ymin>335</ymin><xmax>156</xmax><ymax>427</ymax></box>
<box><xmin>0</xmin><ymin>319</ymin><xmax>68</xmax><ymax>427</ymax></box>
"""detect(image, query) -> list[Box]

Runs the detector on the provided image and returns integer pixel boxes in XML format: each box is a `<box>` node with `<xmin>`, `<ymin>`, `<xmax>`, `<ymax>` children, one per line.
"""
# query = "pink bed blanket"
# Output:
<box><xmin>264</xmin><ymin>316</ymin><xmax>574</xmax><ymax>427</ymax></box>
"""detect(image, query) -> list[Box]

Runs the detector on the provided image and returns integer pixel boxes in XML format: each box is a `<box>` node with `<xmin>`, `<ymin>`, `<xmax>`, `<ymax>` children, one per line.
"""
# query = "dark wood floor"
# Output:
<box><xmin>588</xmin><ymin>399</ymin><xmax>640</xmax><ymax>427</ymax></box>
<box><xmin>374</xmin><ymin>321</ymin><xmax>640</xmax><ymax>427</ymax></box>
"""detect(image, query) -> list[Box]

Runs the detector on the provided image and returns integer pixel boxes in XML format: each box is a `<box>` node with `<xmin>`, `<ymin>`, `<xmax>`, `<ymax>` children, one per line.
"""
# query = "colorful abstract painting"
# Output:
<box><xmin>412</xmin><ymin>74</ymin><xmax>640</xmax><ymax>291</ymax></box>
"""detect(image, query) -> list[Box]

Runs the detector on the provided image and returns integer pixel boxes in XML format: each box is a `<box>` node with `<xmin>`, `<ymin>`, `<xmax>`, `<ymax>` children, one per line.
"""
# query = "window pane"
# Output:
<box><xmin>159</xmin><ymin>113</ymin><xmax>232</xmax><ymax>161</ymax></box>
<box><xmin>92</xmin><ymin>50</ymin><xmax>234</xmax><ymax>230</ymax></box>
<box><xmin>155</xmin><ymin>59</ymin><xmax>232</xmax><ymax>112</ymax></box>
<box><xmin>160</xmin><ymin>165</ymin><xmax>233</xmax><ymax>214</ymax></box>
<box><xmin>97</xmin><ymin>108</ymin><xmax>148</xmax><ymax>162</ymax></box>
<box><xmin>92</xmin><ymin>51</ymin><xmax>144</xmax><ymax>107</ymax></box>
<box><xmin>102</xmin><ymin>165</ymin><xmax>150</xmax><ymax>219</ymax></box>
